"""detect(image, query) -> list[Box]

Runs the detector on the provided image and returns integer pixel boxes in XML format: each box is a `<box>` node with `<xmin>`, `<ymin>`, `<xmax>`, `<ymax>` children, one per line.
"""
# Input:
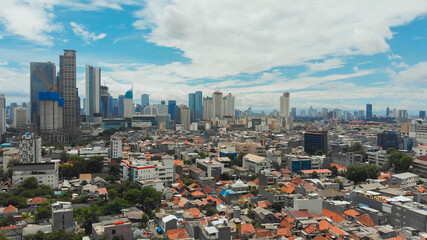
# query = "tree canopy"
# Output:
<box><xmin>346</xmin><ymin>165</ymin><xmax>380</xmax><ymax>183</ymax></box>
<box><xmin>386</xmin><ymin>149</ymin><xmax>413</xmax><ymax>172</ymax></box>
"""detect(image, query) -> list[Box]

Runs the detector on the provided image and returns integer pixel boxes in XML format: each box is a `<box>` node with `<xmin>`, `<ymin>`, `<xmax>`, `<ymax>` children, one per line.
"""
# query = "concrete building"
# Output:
<box><xmin>212</xmin><ymin>91</ymin><xmax>223</xmax><ymax>118</ymax></box>
<box><xmin>30</xmin><ymin>62</ymin><xmax>56</xmax><ymax>127</ymax></box>
<box><xmin>390</xmin><ymin>172</ymin><xmax>418</xmax><ymax>187</ymax></box>
<box><xmin>280</xmin><ymin>92</ymin><xmax>290</xmax><ymax>117</ymax></box>
<box><xmin>196</xmin><ymin>158</ymin><xmax>224</xmax><ymax>180</ymax></box>
<box><xmin>409</xmin><ymin>121</ymin><xmax>427</xmax><ymax>144</ymax></box>
<box><xmin>19</xmin><ymin>132</ymin><xmax>41</xmax><ymax>164</ymax></box>
<box><xmin>0</xmin><ymin>94</ymin><xmax>6</xmax><ymax>135</ymax></box>
<box><xmin>242</xmin><ymin>154</ymin><xmax>271</xmax><ymax>175</ymax></box>
<box><xmin>414</xmin><ymin>145</ymin><xmax>427</xmax><ymax>156</ymax></box>
<box><xmin>332</xmin><ymin>152</ymin><xmax>363</xmax><ymax>167</ymax></box>
<box><xmin>218</xmin><ymin>142</ymin><xmax>266</xmax><ymax>156</ymax></box>
<box><xmin>223</xmin><ymin>93</ymin><xmax>235</xmax><ymax>117</ymax></box>
<box><xmin>12</xmin><ymin>162</ymin><xmax>59</xmax><ymax>188</ymax></box>
<box><xmin>180</xmin><ymin>105</ymin><xmax>191</xmax><ymax>130</ymax></box>
<box><xmin>92</xmin><ymin>218</ymin><xmax>133</xmax><ymax>240</ymax></box>
<box><xmin>39</xmin><ymin>91</ymin><xmax>64</xmax><ymax>144</ymax></box>
<box><xmin>377</xmin><ymin>131</ymin><xmax>399</xmax><ymax>150</ymax></box>
<box><xmin>121</xmin><ymin>156</ymin><xmax>175</xmax><ymax>186</ymax></box>
<box><xmin>52</xmin><ymin>202</ymin><xmax>73</xmax><ymax>232</ymax></box>
<box><xmin>110</xmin><ymin>136</ymin><xmax>122</xmax><ymax>160</ymax></box>
<box><xmin>367</xmin><ymin>150</ymin><xmax>390</xmax><ymax>168</ymax></box>
<box><xmin>123</xmin><ymin>89</ymin><xmax>133</xmax><ymax>118</ymax></box>
<box><xmin>13</xmin><ymin>107</ymin><xmax>27</xmax><ymax>127</ymax></box>
<box><xmin>85</xmin><ymin>65</ymin><xmax>101</xmax><ymax>122</ymax></box>
<box><xmin>59</xmin><ymin>50</ymin><xmax>80</xmax><ymax>143</ymax></box>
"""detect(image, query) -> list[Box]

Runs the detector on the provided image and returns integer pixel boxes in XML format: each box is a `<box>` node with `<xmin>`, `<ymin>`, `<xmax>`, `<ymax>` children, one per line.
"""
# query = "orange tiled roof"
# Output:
<box><xmin>3</xmin><ymin>205</ymin><xmax>17</xmax><ymax>213</ymax></box>
<box><xmin>256</xmin><ymin>229</ymin><xmax>275</xmax><ymax>238</ymax></box>
<box><xmin>98</xmin><ymin>188</ymin><xmax>107</xmax><ymax>195</ymax></box>
<box><xmin>280</xmin><ymin>219</ymin><xmax>293</xmax><ymax>229</ymax></box>
<box><xmin>277</xmin><ymin>228</ymin><xmax>292</xmax><ymax>237</ymax></box>
<box><xmin>167</xmin><ymin>228</ymin><xmax>190</xmax><ymax>240</ymax></box>
<box><xmin>357</xmin><ymin>214</ymin><xmax>375</xmax><ymax>227</ymax></box>
<box><xmin>304</xmin><ymin>224</ymin><xmax>318</xmax><ymax>234</ymax></box>
<box><xmin>240</xmin><ymin>224</ymin><xmax>256</xmax><ymax>235</ymax></box>
<box><xmin>343</xmin><ymin>209</ymin><xmax>360</xmax><ymax>217</ymax></box>
<box><xmin>418</xmin><ymin>187</ymin><xmax>425</xmax><ymax>193</ymax></box>
<box><xmin>79</xmin><ymin>174</ymin><xmax>92</xmax><ymax>180</ymax></box>
<box><xmin>28</xmin><ymin>197</ymin><xmax>46</xmax><ymax>205</ymax></box>
<box><xmin>191</xmin><ymin>191</ymin><xmax>205</xmax><ymax>197</ymax></box>
<box><xmin>322</xmin><ymin>209</ymin><xmax>345</xmax><ymax>223</ymax></box>
<box><xmin>187</xmin><ymin>208</ymin><xmax>201</xmax><ymax>217</ymax></box>
<box><xmin>174</xmin><ymin>160</ymin><xmax>184</xmax><ymax>165</ymax></box>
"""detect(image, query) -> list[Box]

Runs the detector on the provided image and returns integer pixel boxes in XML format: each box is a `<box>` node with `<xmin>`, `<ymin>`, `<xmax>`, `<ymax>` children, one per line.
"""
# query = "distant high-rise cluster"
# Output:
<box><xmin>202</xmin><ymin>91</ymin><xmax>235</xmax><ymax>120</ymax></box>
<box><xmin>280</xmin><ymin>92</ymin><xmax>290</xmax><ymax>117</ymax></box>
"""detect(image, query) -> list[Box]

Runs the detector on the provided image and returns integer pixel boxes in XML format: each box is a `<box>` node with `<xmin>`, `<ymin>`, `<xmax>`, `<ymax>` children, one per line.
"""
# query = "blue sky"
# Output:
<box><xmin>0</xmin><ymin>0</ymin><xmax>427</xmax><ymax>115</ymax></box>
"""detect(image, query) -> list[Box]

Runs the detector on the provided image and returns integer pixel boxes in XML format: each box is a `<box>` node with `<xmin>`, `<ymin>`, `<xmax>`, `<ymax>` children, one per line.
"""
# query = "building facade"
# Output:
<box><xmin>304</xmin><ymin>131</ymin><xmax>328</xmax><ymax>155</ymax></box>
<box><xmin>85</xmin><ymin>65</ymin><xmax>101</xmax><ymax>122</ymax></box>
<box><xmin>52</xmin><ymin>202</ymin><xmax>73</xmax><ymax>232</ymax></box>
<box><xmin>12</xmin><ymin>162</ymin><xmax>59</xmax><ymax>188</ymax></box>
<box><xmin>39</xmin><ymin>91</ymin><xmax>64</xmax><ymax>144</ymax></box>
<box><xmin>280</xmin><ymin>92</ymin><xmax>290</xmax><ymax>117</ymax></box>
<box><xmin>19</xmin><ymin>133</ymin><xmax>41</xmax><ymax>164</ymax></box>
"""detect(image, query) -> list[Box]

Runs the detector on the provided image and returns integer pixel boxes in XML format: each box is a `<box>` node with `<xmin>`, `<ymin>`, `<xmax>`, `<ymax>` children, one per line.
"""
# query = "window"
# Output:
<box><xmin>112</xmin><ymin>230</ymin><xmax>116</xmax><ymax>235</ymax></box>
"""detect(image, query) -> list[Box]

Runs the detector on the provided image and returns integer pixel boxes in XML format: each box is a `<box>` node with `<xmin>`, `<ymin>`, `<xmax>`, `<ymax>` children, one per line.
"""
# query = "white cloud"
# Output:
<box><xmin>133</xmin><ymin>0</ymin><xmax>427</xmax><ymax>79</ymax></box>
<box><xmin>70</xmin><ymin>22</ymin><xmax>107</xmax><ymax>44</ymax></box>
<box><xmin>392</xmin><ymin>62</ymin><xmax>427</xmax><ymax>85</ymax></box>
<box><xmin>388</xmin><ymin>53</ymin><xmax>403</xmax><ymax>60</ymax></box>
<box><xmin>0</xmin><ymin>61</ymin><xmax>8</xmax><ymax>66</ymax></box>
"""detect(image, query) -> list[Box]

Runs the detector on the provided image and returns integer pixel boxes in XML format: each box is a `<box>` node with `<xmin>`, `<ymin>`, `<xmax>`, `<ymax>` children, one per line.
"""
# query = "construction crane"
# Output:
<box><xmin>31</xmin><ymin>65</ymin><xmax>57</xmax><ymax>91</ymax></box>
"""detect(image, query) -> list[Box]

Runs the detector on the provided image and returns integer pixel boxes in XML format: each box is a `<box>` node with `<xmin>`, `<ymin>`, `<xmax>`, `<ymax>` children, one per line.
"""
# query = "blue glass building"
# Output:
<box><xmin>141</xmin><ymin>94</ymin><xmax>149</xmax><ymax>109</ymax></box>
<box><xmin>168</xmin><ymin>100</ymin><xmax>176</xmax><ymax>120</ymax></box>
<box><xmin>188</xmin><ymin>93</ymin><xmax>195</xmax><ymax>122</ymax></box>
<box><xmin>366</xmin><ymin>103</ymin><xmax>372</xmax><ymax>120</ymax></box>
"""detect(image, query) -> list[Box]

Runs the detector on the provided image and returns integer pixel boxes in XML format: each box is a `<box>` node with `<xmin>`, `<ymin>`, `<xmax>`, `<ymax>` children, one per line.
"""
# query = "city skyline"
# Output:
<box><xmin>0</xmin><ymin>1</ymin><xmax>427</xmax><ymax>113</ymax></box>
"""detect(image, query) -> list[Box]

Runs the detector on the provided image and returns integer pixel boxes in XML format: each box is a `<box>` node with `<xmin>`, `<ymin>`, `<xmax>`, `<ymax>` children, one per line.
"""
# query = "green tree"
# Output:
<box><xmin>107</xmin><ymin>163</ymin><xmax>121</xmax><ymax>177</ymax></box>
<box><xmin>80</xmin><ymin>180</ymin><xmax>88</xmax><ymax>186</ymax></box>
<box><xmin>198</xmin><ymin>151</ymin><xmax>206</xmax><ymax>159</ymax></box>
<box><xmin>0</xmin><ymin>215</ymin><xmax>16</xmax><ymax>227</ymax></box>
<box><xmin>139</xmin><ymin>186</ymin><xmax>162</xmax><ymax>214</ymax></box>
<box><xmin>314</xmin><ymin>150</ymin><xmax>324</xmax><ymax>156</ymax></box>
<box><xmin>141</xmin><ymin>214</ymin><xmax>149</xmax><ymax>228</ymax></box>
<box><xmin>272</xmin><ymin>202</ymin><xmax>283</xmax><ymax>212</ymax></box>
<box><xmin>386</xmin><ymin>150</ymin><xmax>413</xmax><ymax>172</ymax></box>
<box><xmin>346</xmin><ymin>165</ymin><xmax>380</xmax><ymax>183</ymax></box>
<box><xmin>184</xmin><ymin>178</ymin><xmax>196</xmax><ymax>186</ymax></box>
<box><xmin>35</xmin><ymin>203</ymin><xmax>52</xmax><ymax>220</ymax></box>
<box><xmin>247</xmin><ymin>209</ymin><xmax>255</xmax><ymax>219</ymax></box>
<box><xmin>82</xmin><ymin>212</ymin><xmax>99</xmax><ymax>235</ymax></box>
<box><xmin>272</xmin><ymin>161</ymin><xmax>280</xmax><ymax>171</ymax></box>
<box><xmin>386</xmin><ymin>147</ymin><xmax>397</xmax><ymax>154</ymax></box>
<box><xmin>206</xmin><ymin>207</ymin><xmax>218</xmax><ymax>216</ymax></box>
<box><xmin>311</xmin><ymin>171</ymin><xmax>319</xmax><ymax>179</ymax></box>
<box><xmin>85</xmin><ymin>156</ymin><xmax>105</xmax><ymax>173</ymax></box>
<box><xmin>236</xmin><ymin>152</ymin><xmax>245</xmax><ymax>167</ymax></box>
<box><xmin>334</xmin><ymin>178</ymin><xmax>344</xmax><ymax>189</ymax></box>
<box><xmin>124</xmin><ymin>188</ymin><xmax>141</xmax><ymax>204</ymax></box>
<box><xmin>22</xmin><ymin>177</ymin><xmax>39</xmax><ymax>189</ymax></box>
<box><xmin>328</xmin><ymin>165</ymin><xmax>339</xmax><ymax>176</ymax></box>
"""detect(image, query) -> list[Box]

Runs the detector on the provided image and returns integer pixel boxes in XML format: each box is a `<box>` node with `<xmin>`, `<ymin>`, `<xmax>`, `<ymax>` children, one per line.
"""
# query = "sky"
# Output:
<box><xmin>0</xmin><ymin>0</ymin><xmax>427</xmax><ymax>115</ymax></box>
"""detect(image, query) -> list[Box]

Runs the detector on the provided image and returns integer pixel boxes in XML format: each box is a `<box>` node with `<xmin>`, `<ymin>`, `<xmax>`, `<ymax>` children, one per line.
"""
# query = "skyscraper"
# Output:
<box><xmin>141</xmin><ymin>94</ymin><xmax>149</xmax><ymax>109</ymax></box>
<box><xmin>291</xmin><ymin>107</ymin><xmax>297</xmax><ymax>118</ymax></box>
<box><xmin>30</xmin><ymin>62</ymin><xmax>56</xmax><ymax>127</ymax></box>
<box><xmin>212</xmin><ymin>91</ymin><xmax>223</xmax><ymax>118</ymax></box>
<box><xmin>420</xmin><ymin>110</ymin><xmax>426</xmax><ymax>119</ymax></box>
<box><xmin>0</xmin><ymin>94</ymin><xmax>5</xmax><ymax>135</ymax></box>
<box><xmin>304</xmin><ymin>131</ymin><xmax>328</xmax><ymax>155</ymax></box>
<box><xmin>180</xmin><ymin>105</ymin><xmax>190</xmax><ymax>130</ymax></box>
<box><xmin>168</xmin><ymin>100</ymin><xmax>177</xmax><ymax>120</ymax></box>
<box><xmin>366</xmin><ymin>103</ymin><xmax>372</xmax><ymax>120</ymax></box>
<box><xmin>59</xmin><ymin>50</ymin><xmax>79</xmax><ymax>142</ymax></box>
<box><xmin>280</xmin><ymin>92</ymin><xmax>290</xmax><ymax>117</ymax></box>
<box><xmin>188</xmin><ymin>93</ymin><xmax>195</xmax><ymax>122</ymax></box>
<box><xmin>195</xmin><ymin>91</ymin><xmax>203</xmax><ymax>121</ymax></box>
<box><xmin>377</xmin><ymin>131</ymin><xmax>399</xmax><ymax>150</ymax></box>
<box><xmin>85</xmin><ymin>65</ymin><xmax>101</xmax><ymax>122</ymax></box>
<box><xmin>386</xmin><ymin>106</ymin><xmax>390</xmax><ymax>117</ymax></box>
<box><xmin>123</xmin><ymin>89</ymin><xmax>133</xmax><ymax>118</ymax></box>
<box><xmin>118</xmin><ymin>95</ymin><xmax>124</xmax><ymax>118</ymax></box>
<box><xmin>100</xmin><ymin>86</ymin><xmax>109</xmax><ymax>118</ymax></box>
<box><xmin>223</xmin><ymin>93</ymin><xmax>235</xmax><ymax>117</ymax></box>
<box><xmin>39</xmin><ymin>91</ymin><xmax>64</xmax><ymax>144</ymax></box>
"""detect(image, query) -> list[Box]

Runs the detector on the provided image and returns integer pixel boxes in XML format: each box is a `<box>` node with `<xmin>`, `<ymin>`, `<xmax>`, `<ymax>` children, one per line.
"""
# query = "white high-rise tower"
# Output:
<box><xmin>280</xmin><ymin>92</ymin><xmax>290</xmax><ymax>117</ymax></box>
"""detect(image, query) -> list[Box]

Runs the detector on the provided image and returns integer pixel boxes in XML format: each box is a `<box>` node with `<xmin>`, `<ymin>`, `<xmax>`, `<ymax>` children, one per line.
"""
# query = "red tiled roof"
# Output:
<box><xmin>277</xmin><ymin>228</ymin><xmax>292</xmax><ymax>237</ymax></box>
<box><xmin>203</xmin><ymin>185</ymin><xmax>215</xmax><ymax>194</ymax></box>
<box><xmin>343</xmin><ymin>209</ymin><xmax>360</xmax><ymax>217</ymax></box>
<box><xmin>240</xmin><ymin>224</ymin><xmax>256</xmax><ymax>235</ymax></box>
<box><xmin>256</xmin><ymin>229</ymin><xmax>275</xmax><ymax>238</ymax></box>
<box><xmin>291</xmin><ymin>210</ymin><xmax>312</xmax><ymax>219</ymax></box>
<box><xmin>167</xmin><ymin>228</ymin><xmax>190</xmax><ymax>240</ymax></box>
<box><xmin>357</xmin><ymin>214</ymin><xmax>375</xmax><ymax>227</ymax></box>
<box><xmin>28</xmin><ymin>197</ymin><xmax>47</xmax><ymax>205</ymax></box>
<box><xmin>191</xmin><ymin>191</ymin><xmax>205</xmax><ymax>197</ymax></box>
<box><xmin>3</xmin><ymin>205</ymin><xmax>17</xmax><ymax>213</ymax></box>
<box><xmin>280</xmin><ymin>219</ymin><xmax>293</xmax><ymax>229</ymax></box>
<box><xmin>418</xmin><ymin>187</ymin><xmax>426</xmax><ymax>193</ymax></box>
<box><xmin>98</xmin><ymin>188</ymin><xmax>107</xmax><ymax>195</ymax></box>
<box><xmin>304</xmin><ymin>224</ymin><xmax>318</xmax><ymax>234</ymax></box>
<box><xmin>322</xmin><ymin>209</ymin><xmax>345</xmax><ymax>223</ymax></box>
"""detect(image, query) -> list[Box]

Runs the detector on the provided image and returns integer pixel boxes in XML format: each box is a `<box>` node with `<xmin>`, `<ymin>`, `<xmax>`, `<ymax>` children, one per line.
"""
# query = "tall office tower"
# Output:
<box><xmin>377</xmin><ymin>131</ymin><xmax>399</xmax><ymax>150</ymax></box>
<box><xmin>39</xmin><ymin>92</ymin><xmax>64</xmax><ymax>144</ymax></box>
<box><xmin>223</xmin><ymin>93</ymin><xmax>235</xmax><ymax>117</ymax></box>
<box><xmin>398</xmin><ymin>110</ymin><xmax>408</xmax><ymax>120</ymax></box>
<box><xmin>358</xmin><ymin>110</ymin><xmax>365</xmax><ymax>119</ymax></box>
<box><xmin>168</xmin><ymin>100</ymin><xmax>176</xmax><ymax>120</ymax></box>
<box><xmin>203</xmin><ymin>97</ymin><xmax>213</xmax><ymax>120</ymax></box>
<box><xmin>180</xmin><ymin>105</ymin><xmax>191</xmax><ymax>130</ymax></box>
<box><xmin>19</xmin><ymin>132</ymin><xmax>41</xmax><ymax>164</ymax></box>
<box><xmin>280</xmin><ymin>92</ymin><xmax>290</xmax><ymax>117</ymax></box>
<box><xmin>123</xmin><ymin>90</ymin><xmax>133</xmax><ymax>118</ymax></box>
<box><xmin>100</xmin><ymin>86</ymin><xmax>109</xmax><ymax>118</ymax></box>
<box><xmin>420</xmin><ymin>110</ymin><xmax>426</xmax><ymax>119</ymax></box>
<box><xmin>343</xmin><ymin>111</ymin><xmax>350</xmax><ymax>121</ymax></box>
<box><xmin>366</xmin><ymin>103</ymin><xmax>372</xmax><ymax>120</ymax></box>
<box><xmin>0</xmin><ymin>94</ymin><xmax>6</xmax><ymax>135</ymax></box>
<box><xmin>304</xmin><ymin>131</ymin><xmax>328</xmax><ymax>155</ymax></box>
<box><xmin>161</xmin><ymin>101</ymin><xmax>166</xmax><ymax>105</ymax></box>
<box><xmin>118</xmin><ymin>95</ymin><xmax>125</xmax><ymax>117</ymax></box>
<box><xmin>85</xmin><ymin>65</ymin><xmax>101</xmax><ymax>122</ymax></box>
<box><xmin>9</xmin><ymin>103</ymin><xmax>17</xmax><ymax>121</ymax></box>
<box><xmin>188</xmin><ymin>93</ymin><xmax>195</xmax><ymax>122</ymax></box>
<box><xmin>14</xmin><ymin>107</ymin><xmax>27</xmax><ymax>127</ymax></box>
<box><xmin>141</xmin><ymin>94</ymin><xmax>149</xmax><ymax>109</ymax></box>
<box><xmin>386</xmin><ymin>106</ymin><xmax>390</xmax><ymax>117</ymax></box>
<box><xmin>30</xmin><ymin>62</ymin><xmax>56</xmax><ymax>127</ymax></box>
<box><xmin>291</xmin><ymin>107</ymin><xmax>297</xmax><ymax>118</ymax></box>
<box><xmin>212</xmin><ymin>91</ymin><xmax>223</xmax><ymax>118</ymax></box>
<box><xmin>59</xmin><ymin>50</ymin><xmax>79</xmax><ymax>142</ymax></box>
<box><xmin>194</xmin><ymin>91</ymin><xmax>203</xmax><ymax>121</ymax></box>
